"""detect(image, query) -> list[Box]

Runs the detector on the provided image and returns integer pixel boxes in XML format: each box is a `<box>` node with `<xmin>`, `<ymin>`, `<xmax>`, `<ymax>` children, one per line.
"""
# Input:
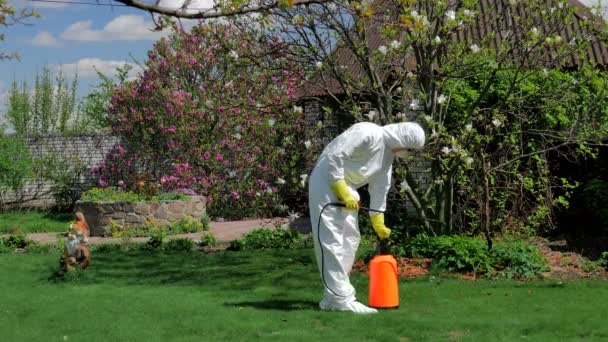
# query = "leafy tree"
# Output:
<box><xmin>5</xmin><ymin>66</ymin><xmax>79</xmax><ymax>135</ymax></box>
<box><xmin>76</xmin><ymin>64</ymin><xmax>134</xmax><ymax>131</ymax></box>
<box><xmin>251</xmin><ymin>0</ymin><xmax>608</xmax><ymax>242</ymax></box>
<box><xmin>94</xmin><ymin>22</ymin><xmax>305</xmax><ymax>218</ymax></box>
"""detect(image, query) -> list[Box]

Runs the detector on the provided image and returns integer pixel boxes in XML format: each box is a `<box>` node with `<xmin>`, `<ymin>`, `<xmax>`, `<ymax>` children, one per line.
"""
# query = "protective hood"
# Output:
<box><xmin>382</xmin><ymin>122</ymin><xmax>426</xmax><ymax>150</ymax></box>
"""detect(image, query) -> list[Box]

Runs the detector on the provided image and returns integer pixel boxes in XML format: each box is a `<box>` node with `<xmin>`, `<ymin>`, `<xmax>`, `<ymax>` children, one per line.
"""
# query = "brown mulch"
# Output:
<box><xmin>353</xmin><ymin>240</ymin><xmax>608</xmax><ymax>281</ymax></box>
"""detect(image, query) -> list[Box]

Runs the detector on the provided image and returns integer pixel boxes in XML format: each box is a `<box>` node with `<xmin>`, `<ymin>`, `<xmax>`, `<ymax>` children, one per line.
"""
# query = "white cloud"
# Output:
<box><xmin>30</xmin><ymin>31</ymin><xmax>62</xmax><ymax>47</ymax></box>
<box><xmin>54</xmin><ymin>58</ymin><xmax>143</xmax><ymax>80</ymax></box>
<box><xmin>61</xmin><ymin>15</ymin><xmax>166</xmax><ymax>42</ymax></box>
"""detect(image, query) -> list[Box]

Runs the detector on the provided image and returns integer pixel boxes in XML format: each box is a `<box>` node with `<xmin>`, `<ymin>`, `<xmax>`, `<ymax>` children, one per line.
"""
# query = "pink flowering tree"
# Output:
<box><xmin>93</xmin><ymin>22</ymin><xmax>305</xmax><ymax>219</ymax></box>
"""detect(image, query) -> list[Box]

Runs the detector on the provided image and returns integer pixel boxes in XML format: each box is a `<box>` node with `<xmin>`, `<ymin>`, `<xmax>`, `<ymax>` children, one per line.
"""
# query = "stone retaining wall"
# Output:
<box><xmin>74</xmin><ymin>195</ymin><xmax>206</xmax><ymax>236</ymax></box>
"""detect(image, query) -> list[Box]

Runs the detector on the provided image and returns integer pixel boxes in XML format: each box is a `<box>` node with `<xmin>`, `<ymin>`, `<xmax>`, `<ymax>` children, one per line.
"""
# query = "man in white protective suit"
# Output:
<box><xmin>308</xmin><ymin>122</ymin><xmax>426</xmax><ymax>314</ymax></box>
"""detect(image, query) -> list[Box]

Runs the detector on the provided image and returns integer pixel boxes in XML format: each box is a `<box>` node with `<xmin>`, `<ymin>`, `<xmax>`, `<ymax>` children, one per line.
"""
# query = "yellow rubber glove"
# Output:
<box><xmin>370</xmin><ymin>213</ymin><xmax>391</xmax><ymax>239</ymax></box>
<box><xmin>331</xmin><ymin>180</ymin><xmax>359</xmax><ymax>211</ymax></box>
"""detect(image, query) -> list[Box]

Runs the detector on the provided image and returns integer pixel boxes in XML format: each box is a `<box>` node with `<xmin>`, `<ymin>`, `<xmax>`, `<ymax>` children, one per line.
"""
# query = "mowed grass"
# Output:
<box><xmin>0</xmin><ymin>248</ymin><xmax>607</xmax><ymax>341</ymax></box>
<box><xmin>0</xmin><ymin>210</ymin><xmax>72</xmax><ymax>234</ymax></box>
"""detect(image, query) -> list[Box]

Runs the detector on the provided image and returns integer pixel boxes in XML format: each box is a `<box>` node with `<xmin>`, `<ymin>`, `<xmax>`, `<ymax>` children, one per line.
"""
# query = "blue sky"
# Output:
<box><xmin>0</xmin><ymin>0</ymin><xmax>211</xmax><ymax>126</ymax></box>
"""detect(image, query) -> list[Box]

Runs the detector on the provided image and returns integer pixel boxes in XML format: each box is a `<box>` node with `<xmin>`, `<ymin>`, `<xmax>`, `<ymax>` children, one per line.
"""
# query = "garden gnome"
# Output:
<box><xmin>308</xmin><ymin>122</ymin><xmax>425</xmax><ymax>314</ymax></box>
<box><xmin>60</xmin><ymin>212</ymin><xmax>91</xmax><ymax>273</ymax></box>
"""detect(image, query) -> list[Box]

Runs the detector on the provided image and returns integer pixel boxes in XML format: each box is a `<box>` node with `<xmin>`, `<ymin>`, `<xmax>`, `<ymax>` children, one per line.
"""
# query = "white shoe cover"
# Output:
<box><xmin>319</xmin><ymin>300</ymin><xmax>378</xmax><ymax>314</ymax></box>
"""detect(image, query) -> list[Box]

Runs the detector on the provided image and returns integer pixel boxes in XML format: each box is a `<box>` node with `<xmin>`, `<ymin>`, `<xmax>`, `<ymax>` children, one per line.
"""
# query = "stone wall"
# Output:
<box><xmin>3</xmin><ymin>132</ymin><xmax>120</xmax><ymax>208</ymax></box>
<box><xmin>74</xmin><ymin>195</ymin><xmax>207</xmax><ymax>236</ymax></box>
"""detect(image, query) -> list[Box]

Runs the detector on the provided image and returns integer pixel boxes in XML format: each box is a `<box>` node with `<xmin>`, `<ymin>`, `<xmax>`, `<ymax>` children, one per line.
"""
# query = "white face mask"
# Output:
<box><xmin>394</xmin><ymin>150</ymin><xmax>409</xmax><ymax>159</ymax></box>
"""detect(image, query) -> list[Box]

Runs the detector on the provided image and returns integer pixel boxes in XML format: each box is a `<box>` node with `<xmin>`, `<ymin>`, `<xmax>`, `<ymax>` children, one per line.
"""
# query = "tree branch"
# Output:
<box><xmin>114</xmin><ymin>0</ymin><xmax>330</xmax><ymax>19</ymax></box>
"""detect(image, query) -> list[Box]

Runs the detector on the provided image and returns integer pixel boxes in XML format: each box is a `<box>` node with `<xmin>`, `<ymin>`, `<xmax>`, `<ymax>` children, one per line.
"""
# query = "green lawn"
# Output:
<box><xmin>0</xmin><ymin>210</ymin><xmax>72</xmax><ymax>234</ymax></box>
<box><xmin>0</xmin><ymin>248</ymin><xmax>607</xmax><ymax>341</ymax></box>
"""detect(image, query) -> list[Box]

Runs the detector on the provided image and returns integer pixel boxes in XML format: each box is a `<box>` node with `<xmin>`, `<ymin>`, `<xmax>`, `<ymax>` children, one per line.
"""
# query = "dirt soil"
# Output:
<box><xmin>353</xmin><ymin>239</ymin><xmax>608</xmax><ymax>280</ymax></box>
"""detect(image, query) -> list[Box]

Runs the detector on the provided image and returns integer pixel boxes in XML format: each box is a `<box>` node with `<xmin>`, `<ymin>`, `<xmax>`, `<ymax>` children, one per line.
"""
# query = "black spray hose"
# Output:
<box><xmin>316</xmin><ymin>202</ymin><xmax>385</xmax><ymax>298</ymax></box>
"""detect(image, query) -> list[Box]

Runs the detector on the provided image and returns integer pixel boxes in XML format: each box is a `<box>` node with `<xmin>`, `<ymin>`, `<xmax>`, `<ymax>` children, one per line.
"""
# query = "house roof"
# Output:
<box><xmin>301</xmin><ymin>0</ymin><xmax>608</xmax><ymax>98</ymax></box>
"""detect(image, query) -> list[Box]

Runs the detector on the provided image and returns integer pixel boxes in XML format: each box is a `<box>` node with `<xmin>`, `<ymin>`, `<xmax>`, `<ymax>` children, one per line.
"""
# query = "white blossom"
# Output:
<box><xmin>266</xmin><ymin>187</ymin><xmax>273</xmax><ymax>194</ymax></box>
<box><xmin>300</xmin><ymin>174</ymin><xmax>308</xmax><ymax>187</ymax></box>
<box><xmin>255</xmin><ymin>192</ymin><xmax>262</xmax><ymax>197</ymax></box>
<box><xmin>366</xmin><ymin>110</ymin><xmax>378</xmax><ymax>121</ymax></box>
<box><xmin>316</xmin><ymin>121</ymin><xmax>323</xmax><ymax>128</ymax></box>
<box><xmin>395</xmin><ymin>112</ymin><xmax>405</xmax><ymax>120</ymax></box>
<box><xmin>446</xmin><ymin>10</ymin><xmax>456</xmax><ymax>21</ymax></box>
<box><xmin>434</xmin><ymin>36</ymin><xmax>441</xmax><ymax>44</ymax></box>
<box><xmin>268</xmin><ymin>119</ymin><xmax>276</xmax><ymax>127</ymax></box>
<box><xmin>278</xmin><ymin>148</ymin><xmax>285</xmax><ymax>155</ymax></box>
<box><xmin>304</xmin><ymin>140</ymin><xmax>312</xmax><ymax>149</ymax></box>
<box><xmin>410</xmin><ymin>99</ymin><xmax>423</xmax><ymax>110</ymax></box>
<box><xmin>396</xmin><ymin>87</ymin><xmax>402</xmax><ymax>93</ymax></box>
<box><xmin>293</xmin><ymin>105</ymin><xmax>303</xmax><ymax>114</ymax></box>
<box><xmin>276</xmin><ymin>204</ymin><xmax>289</xmax><ymax>212</ymax></box>
<box><xmin>229</xmin><ymin>50</ymin><xmax>239</xmax><ymax>60</ymax></box>
<box><xmin>531</xmin><ymin>27</ymin><xmax>539</xmax><ymax>36</ymax></box>
<box><xmin>400</xmin><ymin>179</ymin><xmax>411</xmax><ymax>192</ymax></box>
<box><xmin>452</xmin><ymin>146</ymin><xmax>462</xmax><ymax>153</ymax></box>
<box><xmin>378</xmin><ymin>45</ymin><xmax>388</xmax><ymax>55</ymax></box>
<box><xmin>463</xmin><ymin>9</ymin><xmax>475</xmax><ymax>18</ymax></box>
<box><xmin>437</xmin><ymin>94</ymin><xmax>447</xmax><ymax>104</ymax></box>
<box><xmin>465</xmin><ymin>123</ymin><xmax>473</xmax><ymax>131</ymax></box>
<box><xmin>441</xmin><ymin>146</ymin><xmax>452</xmax><ymax>155</ymax></box>
<box><xmin>423</xmin><ymin>115</ymin><xmax>432</xmax><ymax>122</ymax></box>
<box><xmin>224</xmin><ymin>81</ymin><xmax>234</xmax><ymax>89</ymax></box>
<box><xmin>492</xmin><ymin>119</ymin><xmax>502</xmax><ymax>127</ymax></box>
<box><xmin>229</xmin><ymin>171</ymin><xmax>237</xmax><ymax>178</ymax></box>
<box><xmin>277</xmin><ymin>178</ymin><xmax>286</xmax><ymax>185</ymax></box>
<box><xmin>205</xmin><ymin>100</ymin><xmax>213</xmax><ymax>107</ymax></box>
<box><xmin>434</xmin><ymin>179</ymin><xmax>444</xmax><ymax>185</ymax></box>
<box><xmin>470</xmin><ymin>44</ymin><xmax>480</xmax><ymax>53</ymax></box>
<box><xmin>315</xmin><ymin>61</ymin><xmax>323</xmax><ymax>69</ymax></box>
<box><xmin>288</xmin><ymin>211</ymin><xmax>301</xmax><ymax>223</ymax></box>
<box><xmin>464</xmin><ymin>157</ymin><xmax>474</xmax><ymax>165</ymax></box>
<box><xmin>234</xmin><ymin>133</ymin><xmax>242</xmax><ymax>140</ymax></box>
<box><xmin>235</xmin><ymin>125</ymin><xmax>242</xmax><ymax>132</ymax></box>
<box><xmin>390</xmin><ymin>40</ymin><xmax>401</xmax><ymax>50</ymax></box>
<box><xmin>555</xmin><ymin>36</ymin><xmax>562</xmax><ymax>43</ymax></box>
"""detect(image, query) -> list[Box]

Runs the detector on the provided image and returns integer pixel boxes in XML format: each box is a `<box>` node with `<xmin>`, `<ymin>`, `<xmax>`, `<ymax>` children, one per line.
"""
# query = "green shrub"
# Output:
<box><xmin>104</xmin><ymin>215</ymin><xmax>209</xmax><ymax>238</ymax></box>
<box><xmin>0</xmin><ymin>135</ymin><xmax>32</xmax><ymax>207</ymax></box>
<box><xmin>163</xmin><ymin>238</ymin><xmax>194</xmax><ymax>252</ymax></box>
<box><xmin>198</xmin><ymin>232</ymin><xmax>217</xmax><ymax>247</ymax></box>
<box><xmin>432</xmin><ymin>236</ymin><xmax>491</xmax><ymax>273</ymax></box>
<box><xmin>490</xmin><ymin>239</ymin><xmax>549</xmax><ymax>279</ymax></box>
<box><xmin>228</xmin><ymin>228</ymin><xmax>310</xmax><ymax>251</ymax></box>
<box><xmin>81</xmin><ymin>187</ymin><xmax>188</xmax><ymax>203</ymax></box>
<box><xmin>599</xmin><ymin>251</ymin><xmax>608</xmax><ymax>270</ymax></box>
<box><xmin>145</xmin><ymin>229</ymin><xmax>166</xmax><ymax>250</ymax></box>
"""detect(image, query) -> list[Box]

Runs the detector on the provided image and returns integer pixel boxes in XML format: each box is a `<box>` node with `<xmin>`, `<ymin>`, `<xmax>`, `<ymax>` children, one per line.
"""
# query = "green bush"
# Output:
<box><xmin>80</xmin><ymin>187</ymin><xmax>188</xmax><ymax>203</ymax></box>
<box><xmin>104</xmin><ymin>215</ymin><xmax>210</xmax><ymax>238</ymax></box>
<box><xmin>145</xmin><ymin>229</ymin><xmax>166</xmax><ymax>250</ymax></box>
<box><xmin>0</xmin><ymin>135</ymin><xmax>32</xmax><ymax>207</ymax></box>
<box><xmin>228</xmin><ymin>228</ymin><xmax>310</xmax><ymax>251</ymax></box>
<box><xmin>599</xmin><ymin>252</ymin><xmax>608</xmax><ymax>270</ymax></box>
<box><xmin>490</xmin><ymin>239</ymin><xmax>549</xmax><ymax>279</ymax></box>
<box><xmin>198</xmin><ymin>232</ymin><xmax>217</xmax><ymax>247</ymax></box>
<box><xmin>432</xmin><ymin>236</ymin><xmax>491</xmax><ymax>273</ymax></box>
<box><xmin>163</xmin><ymin>238</ymin><xmax>194</xmax><ymax>252</ymax></box>
<box><xmin>398</xmin><ymin>234</ymin><xmax>550</xmax><ymax>278</ymax></box>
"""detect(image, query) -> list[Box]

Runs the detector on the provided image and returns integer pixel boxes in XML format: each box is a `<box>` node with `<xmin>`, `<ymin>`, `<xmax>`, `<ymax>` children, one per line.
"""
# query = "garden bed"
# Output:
<box><xmin>74</xmin><ymin>195</ymin><xmax>206</xmax><ymax>236</ymax></box>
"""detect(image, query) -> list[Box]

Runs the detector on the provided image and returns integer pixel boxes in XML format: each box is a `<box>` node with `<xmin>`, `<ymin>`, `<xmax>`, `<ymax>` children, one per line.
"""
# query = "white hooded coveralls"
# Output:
<box><xmin>308</xmin><ymin>122</ymin><xmax>425</xmax><ymax>308</ymax></box>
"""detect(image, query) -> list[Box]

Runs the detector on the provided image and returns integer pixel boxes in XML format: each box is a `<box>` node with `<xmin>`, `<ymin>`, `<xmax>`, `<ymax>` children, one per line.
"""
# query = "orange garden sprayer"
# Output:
<box><xmin>318</xmin><ymin>202</ymin><xmax>399</xmax><ymax>310</ymax></box>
